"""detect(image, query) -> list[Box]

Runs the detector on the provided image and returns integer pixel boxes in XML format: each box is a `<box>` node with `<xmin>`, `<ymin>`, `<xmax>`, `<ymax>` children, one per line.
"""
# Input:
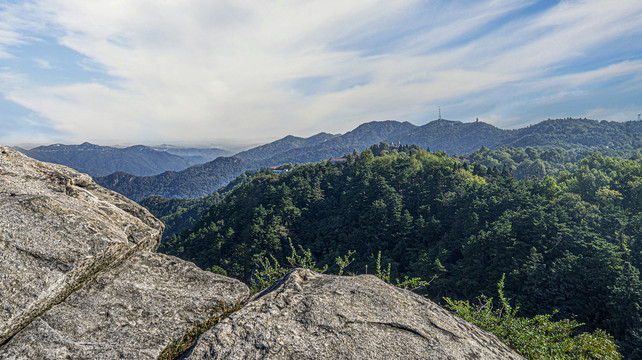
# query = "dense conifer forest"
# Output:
<box><xmin>139</xmin><ymin>172</ymin><xmax>255</xmax><ymax>239</ymax></box>
<box><xmin>158</xmin><ymin>145</ymin><xmax>642</xmax><ymax>357</ymax></box>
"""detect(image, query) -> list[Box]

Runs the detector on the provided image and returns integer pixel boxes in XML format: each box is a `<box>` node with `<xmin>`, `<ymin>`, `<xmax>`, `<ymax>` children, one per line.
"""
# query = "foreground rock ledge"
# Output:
<box><xmin>186</xmin><ymin>269</ymin><xmax>524</xmax><ymax>360</ymax></box>
<box><xmin>0</xmin><ymin>145</ymin><xmax>164</xmax><ymax>344</ymax></box>
<box><xmin>1</xmin><ymin>252</ymin><xmax>248</xmax><ymax>359</ymax></box>
<box><xmin>0</xmin><ymin>146</ymin><xmax>249</xmax><ymax>359</ymax></box>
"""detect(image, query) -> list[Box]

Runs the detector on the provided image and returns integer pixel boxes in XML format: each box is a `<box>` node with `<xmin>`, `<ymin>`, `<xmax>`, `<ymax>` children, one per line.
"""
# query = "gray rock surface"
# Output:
<box><xmin>186</xmin><ymin>269</ymin><xmax>524</xmax><ymax>360</ymax></box>
<box><xmin>1</xmin><ymin>252</ymin><xmax>248</xmax><ymax>359</ymax></box>
<box><xmin>0</xmin><ymin>146</ymin><xmax>250</xmax><ymax>358</ymax></box>
<box><xmin>0</xmin><ymin>145</ymin><xmax>162</xmax><ymax>345</ymax></box>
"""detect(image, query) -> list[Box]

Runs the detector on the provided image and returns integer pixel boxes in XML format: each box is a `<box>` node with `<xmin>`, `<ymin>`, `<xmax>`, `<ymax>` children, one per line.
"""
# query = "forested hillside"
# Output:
<box><xmin>139</xmin><ymin>171</ymin><xmax>256</xmax><ymax>239</ymax></box>
<box><xmin>509</xmin><ymin>118</ymin><xmax>642</xmax><ymax>150</ymax></box>
<box><xmin>160</xmin><ymin>148</ymin><xmax>642</xmax><ymax>357</ymax></box>
<box><xmin>95</xmin><ymin>156</ymin><xmax>250</xmax><ymax>200</ymax></box>
<box><xmin>145</xmin><ymin>144</ymin><xmax>635</xmax><ymax>240</ymax></box>
<box><xmin>398</xmin><ymin>119</ymin><xmax>510</xmax><ymax>153</ymax></box>
<box><xmin>464</xmin><ymin>145</ymin><xmax>641</xmax><ymax>179</ymax></box>
<box><xmin>234</xmin><ymin>132</ymin><xmax>339</xmax><ymax>162</ymax></box>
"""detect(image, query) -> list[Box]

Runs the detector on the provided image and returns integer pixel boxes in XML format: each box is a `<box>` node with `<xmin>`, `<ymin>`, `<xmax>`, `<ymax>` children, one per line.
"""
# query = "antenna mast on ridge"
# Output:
<box><xmin>438</xmin><ymin>106</ymin><xmax>442</xmax><ymax>120</ymax></box>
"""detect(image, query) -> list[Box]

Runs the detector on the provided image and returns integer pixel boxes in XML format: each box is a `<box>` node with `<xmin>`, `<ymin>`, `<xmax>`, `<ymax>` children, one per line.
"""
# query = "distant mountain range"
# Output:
<box><xmin>151</xmin><ymin>145</ymin><xmax>231</xmax><ymax>164</ymax></box>
<box><xmin>14</xmin><ymin>142</ymin><xmax>229</xmax><ymax>177</ymax></box>
<box><xmin>90</xmin><ymin>118</ymin><xmax>642</xmax><ymax>200</ymax></box>
<box><xmin>12</xmin><ymin>118</ymin><xmax>642</xmax><ymax>200</ymax></box>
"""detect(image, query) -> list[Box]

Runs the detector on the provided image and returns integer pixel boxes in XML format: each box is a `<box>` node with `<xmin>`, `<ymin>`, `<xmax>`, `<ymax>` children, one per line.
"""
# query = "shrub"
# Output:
<box><xmin>444</xmin><ymin>274</ymin><xmax>621</xmax><ymax>360</ymax></box>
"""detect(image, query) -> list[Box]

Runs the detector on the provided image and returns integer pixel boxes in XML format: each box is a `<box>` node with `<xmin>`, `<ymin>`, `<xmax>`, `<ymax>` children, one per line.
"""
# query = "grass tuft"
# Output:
<box><xmin>157</xmin><ymin>300</ymin><xmax>244</xmax><ymax>360</ymax></box>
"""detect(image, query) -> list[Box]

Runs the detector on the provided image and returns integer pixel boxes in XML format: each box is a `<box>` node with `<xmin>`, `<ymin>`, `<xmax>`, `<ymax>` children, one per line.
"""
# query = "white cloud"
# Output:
<box><xmin>33</xmin><ymin>58</ymin><xmax>53</xmax><ymax>69</ymax></box>
<box><xmin>0</xmin><ymin>4</ymin><xmax>29</xmax><ymax>58</ymax></box>
<box><xmin>484</xmin><ymin>0</ymin><xmax>642</xmax><ymax>75</ymax></box>
<box><xmin>1</xmin><ymin>0</ymin><xmax>642</xmax><ymax>145</ymax></box>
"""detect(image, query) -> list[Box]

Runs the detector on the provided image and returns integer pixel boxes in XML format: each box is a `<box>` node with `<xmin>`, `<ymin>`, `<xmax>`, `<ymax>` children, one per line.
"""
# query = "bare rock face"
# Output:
<box><xmin>0</xmin><ymin>146</ymin><xmax>250</xmax><ymax>359</ymax></box>
<box><xmin>1</xmin><ymin>252</ymin><xmax>248</xmax><ymax>359</ymax></box>
<box><xmin>186</xmin><ymin>269</ymin><xmax>524</xmax><ymax>360</ymax></box>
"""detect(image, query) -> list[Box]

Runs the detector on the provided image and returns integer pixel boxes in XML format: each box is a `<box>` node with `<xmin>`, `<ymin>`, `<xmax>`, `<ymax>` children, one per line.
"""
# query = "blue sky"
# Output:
<box><xmin>1</xmin><ymin>0</ymin><xmax>642</xmax><ymax>147</ymax></box>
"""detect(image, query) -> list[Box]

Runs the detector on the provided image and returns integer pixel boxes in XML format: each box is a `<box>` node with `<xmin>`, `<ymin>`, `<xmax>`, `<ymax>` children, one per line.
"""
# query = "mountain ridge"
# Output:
<box><xmin>16</xmin><ymin>143</ymin><xmax>224</xmax><ymax>177</ymax></box>
<box><xmin>94</xmin><ymin>117</ymin><xmax>642</xmax><ymax>200</ymax></box>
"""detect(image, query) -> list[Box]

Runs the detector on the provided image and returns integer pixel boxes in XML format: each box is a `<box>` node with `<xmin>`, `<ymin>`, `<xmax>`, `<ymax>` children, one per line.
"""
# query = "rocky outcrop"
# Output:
<box><xmin>185</xmin><ymin>268</ymin><xmax>524</xmax><ymax>359</ymax></box>
<box><xmin>0</xmin><ymin>146</ymin><xmax>249</xmax><ymax>359</ymax></box>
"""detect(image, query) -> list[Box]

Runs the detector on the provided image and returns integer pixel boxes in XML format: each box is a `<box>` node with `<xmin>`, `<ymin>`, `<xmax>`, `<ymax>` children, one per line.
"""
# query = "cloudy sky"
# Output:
<box><xmin>1</xmin><ymin>0</ymin><xmax>642</xmax><ymax>147</ymax></box>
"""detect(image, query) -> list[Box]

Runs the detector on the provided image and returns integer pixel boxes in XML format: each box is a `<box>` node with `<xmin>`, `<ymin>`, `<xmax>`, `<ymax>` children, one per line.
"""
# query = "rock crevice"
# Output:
<box><xmin>0</xmin><ymin>147</ymin><xmax>250</xmax><ymax>359</ymax></box>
